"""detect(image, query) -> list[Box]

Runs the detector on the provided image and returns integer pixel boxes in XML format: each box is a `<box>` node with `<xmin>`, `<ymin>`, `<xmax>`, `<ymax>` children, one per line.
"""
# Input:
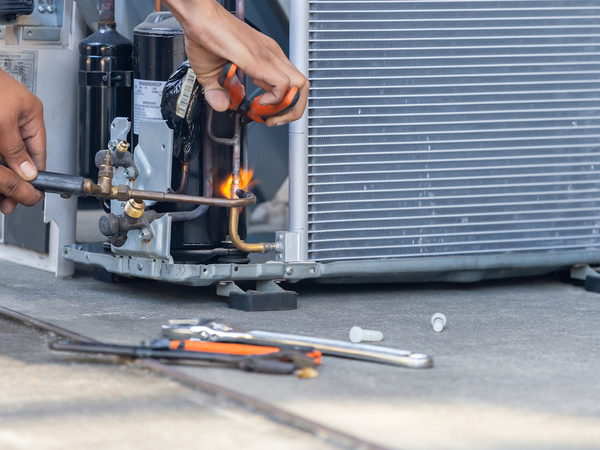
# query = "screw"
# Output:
<box><xmin>38</xmin><ymin>6</ymin><xmax>46</xmax><ymax>13</ymax></box>
<box><xmin>47</xmin><ymin>6</ymin><xmax>56</xmax><ymax>13</ymax></box>
<box><xmin>285</xmin><ymin>267</ymin><xmax>294</xmax><ymax>276</ymax></box>
<box><xmin>137</xmin><ymin>262</ymin><xmax>144</xmax><ymax>271</ymax></box>
<box><xmin>108</xmin><ymin>140</ymin><xmax>118</xmax><ymax>151</ymax></box>
<box><xmin>139</xmin><ymin>229</ymin><xmax>151</xmax><ymax>241</ymax></box>
<box><xmin>431</xmin><ymin>313</ymin><xmax>447</xmax><ymax>333</ymax></box>
<box><xmin>349</xmin><ymin>326</ymin><xmax>384</xmax><ymax>343</ymax></box>
<box><xmin>199</xmin><ymin>331</ymin><xmax>209</xmax><ymax>340</ymax></box>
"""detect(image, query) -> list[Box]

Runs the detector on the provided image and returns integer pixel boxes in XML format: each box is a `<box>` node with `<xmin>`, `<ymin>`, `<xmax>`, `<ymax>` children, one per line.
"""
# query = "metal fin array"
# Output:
<box><xmin>307</xmin><ymin>0</ymin><xmax>600</xmax><ymax>262</ymax></box>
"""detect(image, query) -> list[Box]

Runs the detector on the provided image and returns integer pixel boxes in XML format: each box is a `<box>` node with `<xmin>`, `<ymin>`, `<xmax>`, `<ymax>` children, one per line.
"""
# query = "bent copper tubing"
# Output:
<box><xmin>174</xmin><ymin>161</ymin><xmax>190</xmax><ymax>195</ymax></box>
<box><xmin>229</xmin><ymin>203</ymin><xmax>276</xmax><ymax>254</ymax></box>
<box><xmin>169</xmin><ymin>129</ymin><xmax>214</xmax><ymax>222</ymax></box>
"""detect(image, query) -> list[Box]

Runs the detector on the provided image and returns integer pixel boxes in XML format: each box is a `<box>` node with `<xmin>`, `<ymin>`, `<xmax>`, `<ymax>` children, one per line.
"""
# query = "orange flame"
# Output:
<box><xmin>221</xmin><ymin>168</ymin><xmax>256</xmax><ymax>198</ymax></box>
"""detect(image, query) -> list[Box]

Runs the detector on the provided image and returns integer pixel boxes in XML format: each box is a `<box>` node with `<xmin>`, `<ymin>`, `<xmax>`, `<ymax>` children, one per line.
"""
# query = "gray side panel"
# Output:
<box><xmin>3</xmin><ymin>202</ymin><xmax>48</xmax><ymax>253</ymax></box>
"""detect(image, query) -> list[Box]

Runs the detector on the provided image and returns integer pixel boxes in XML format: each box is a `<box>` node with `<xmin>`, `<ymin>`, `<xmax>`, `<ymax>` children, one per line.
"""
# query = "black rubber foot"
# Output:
<box><xmin>94</xmin><ymin>268</ymin><xmax>119</xmax><ymax>284</ymax></box>
<box><xmin>585</xmin><ymin>276</ymin><xmax>600</xmax><ymax>293</ymax></box>
<box><xmin>229</xmin><ymin>290</ymin><xmax>298</xmax><ymax>311</ymax></box>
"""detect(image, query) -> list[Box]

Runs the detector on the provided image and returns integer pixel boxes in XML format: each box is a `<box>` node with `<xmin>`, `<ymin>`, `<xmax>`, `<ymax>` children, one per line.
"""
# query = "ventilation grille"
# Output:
<box><xmin>307</xmin><ymin>0</ymin><xmax>600</xmax><ymax>262</ymax></box>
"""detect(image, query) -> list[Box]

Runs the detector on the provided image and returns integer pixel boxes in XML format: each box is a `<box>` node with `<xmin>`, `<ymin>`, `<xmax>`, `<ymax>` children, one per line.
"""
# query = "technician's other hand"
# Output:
<box><xmin>163</xmin><ymin>0</ymin><xmax>309</xmax><ymax>127</ymax></box>
<box><xmin>0</xmin><ymin>68</ymin><xmax>46</xmax><ymax>215</ymax></box>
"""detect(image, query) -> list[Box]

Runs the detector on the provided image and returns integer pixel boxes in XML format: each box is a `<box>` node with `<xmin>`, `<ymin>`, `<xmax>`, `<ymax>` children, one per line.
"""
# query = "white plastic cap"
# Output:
<box><xmin>349</xmin><ymin>326</ymin><xmax>384</xmax><ymax>343</ymax></box>
<box><xmin>431</xmin><ymin>313</ymin><xmax>447</xmax><ymax>333</ymax></box>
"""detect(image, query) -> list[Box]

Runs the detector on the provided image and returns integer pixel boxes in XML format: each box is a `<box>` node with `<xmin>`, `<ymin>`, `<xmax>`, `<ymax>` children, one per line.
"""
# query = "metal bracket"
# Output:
<box><xmin>22</xmin><ymin>27</ymin><xmax>61</xmax><ymax>41</ymax></box>
<box><xmin>112</xmin><ymin>214</ymin><xmax>173</xmax><ymax>263</ymax></box>
<box><xmin>570</xmin><ymin>265</ymin><xmax>600</xmax><ymax>281</ymax></box>
<box><xmin>110</xmin><ymin>117</ymin><xmax>131</xmax><ymax>141</ymax></box>
<box><xmin>216</xmin><ymin>281</ymin><xmax>245</xmax><ymax>297</ymax></box>
<box><xmin>256</xmin><ymin>279</ymin><xmax>286</xmax><ymax>293</ymax></box>
<box><xmin>275</xmin><ymin>231</ymin><xmax>301</xmax><ymax>262</ymax></box>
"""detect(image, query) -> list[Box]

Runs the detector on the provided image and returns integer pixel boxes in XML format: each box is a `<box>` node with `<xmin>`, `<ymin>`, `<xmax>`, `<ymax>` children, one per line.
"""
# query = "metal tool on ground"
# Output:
<box><xmin>0</xmin><ymin>305</ymin><xmax>387</xmax><ymax>450</ymax></box>
<box><xmin>50</xmin><ymin>338</ymin><xmax>317</xmax><ymax>375</ymax></box>
<box><xmin>349</xmin><ymin>326</ymin><xmax>383</xmax><ymax>343</ymax></box>
<box><xmin>431</xmin><ymin>313</ymin><xmax>447</xmax><ymax>333</ymax></box>
<box><xmin>219</xmin><ymin>61</ymin><xmax>300</xmax><ymax>124</ymax></box>
<box><xmin>162</xmin><ymin>318</ymin><xmax>434</xmax><ymax>369</ymax></box>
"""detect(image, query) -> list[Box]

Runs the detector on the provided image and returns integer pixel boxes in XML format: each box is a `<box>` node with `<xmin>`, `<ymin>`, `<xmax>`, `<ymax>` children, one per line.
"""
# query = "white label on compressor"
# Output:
<box><xmin>0</xmin><ymin>51</ymin><xmax>37</xmax><ymax>94</ymax></box>
<box><xmin>133</xmin><ymin>79</ymin><xmax>167</xmax><ymax>135</ymax></box>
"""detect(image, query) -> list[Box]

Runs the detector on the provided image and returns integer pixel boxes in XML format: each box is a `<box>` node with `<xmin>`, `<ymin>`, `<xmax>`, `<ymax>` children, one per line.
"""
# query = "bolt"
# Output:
<box><xmin>431</xmin><ymin>313</ymin><xmax>447</xmax><ymax>333</ymax></box>
<box><xmin>124</xmin><ymin>167</ymin><xmax>136</xmax><ymax>179</ymax></box>
<box><xmin>349</xmin><ymin>326</ymin><xmax>383</xmax><ymax>343</ymax></box>
<box><xmin>137</xmin><ymin>262</ymin><xmax>144</xmax><ymax>271</ymax></box>
<box><xmin>199</xmin><ymin>331</ymin><xmax>209</xmax><ymax>340</ymax></box>
<box><xmin>285</xmin><ymin>267</ymin><xmax>294</xmax><ymax>276</ymax></box>
<box><xmin>38</xmin><ymin>6</ymin><xmax>46</xmax><ymax>13</ymax></box>
<box><xmin>139</xmin><ymin>229</ymin><xmax>151</xmax><ymax>241</ymax></box>
<box><xmin>108</xmin><ymin>140</ymin><xmax>118</xmax><ymax>151</ymax></box>
<box><xmin>47</xmin><ymin>5</ymin><xmax>55</xmax><ymax>13</ymax></box>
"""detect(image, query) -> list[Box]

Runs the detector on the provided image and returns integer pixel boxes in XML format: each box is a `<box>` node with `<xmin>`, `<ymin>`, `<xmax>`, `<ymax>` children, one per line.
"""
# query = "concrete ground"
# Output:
<box><xmin>1</xmin><ymin>259</ymin><xmax>599</xmax><ymax>449</ymax></box>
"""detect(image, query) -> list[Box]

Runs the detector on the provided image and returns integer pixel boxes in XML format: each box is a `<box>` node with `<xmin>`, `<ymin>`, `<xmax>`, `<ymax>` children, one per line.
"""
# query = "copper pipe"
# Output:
<box><xmin>174</xmin><ymin>161</ymin><xmax>190</xmax><ymax>195</ymax></box>
<box><xmin>98</xmin><ymin>0</ymin><xmax>115</xmax><ymax>25</ymax></box>
<box><xmin>229</xmin><ymin>207</ymin><xmax>276</xmax><ymax>253</ymax></box>
<box><xmin>155</xmin><ymin>0</ymin><xmax>162</xmax><ymax>12</ymax></box>
<box><xmin>130</xmin><ymin>189</ymin><xmax>255</xmax><ymax>208</ymax></box>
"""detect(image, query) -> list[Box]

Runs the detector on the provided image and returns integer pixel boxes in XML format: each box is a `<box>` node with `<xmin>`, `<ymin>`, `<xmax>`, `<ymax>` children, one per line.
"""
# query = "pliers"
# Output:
<box><xmin>218</xmin><ymin>62</ymin><xmax>300</xmax><ymax>124</ymax></box>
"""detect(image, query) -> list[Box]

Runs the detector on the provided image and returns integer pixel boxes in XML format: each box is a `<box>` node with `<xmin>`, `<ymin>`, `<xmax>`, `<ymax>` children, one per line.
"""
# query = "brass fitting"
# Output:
<box><xmin>95</xmin><ymin>151</ymin><xmax>114</xmax><ymax>196</ymax></box>
<box><xmin>116</xmin><ymin>140</ymin><xmax>130</xmax><ymax>154</ymax></box>
<box><xmin>124</xmin><ymin>199</ymin><xmax>145</xmax><ymax>219</ymax></box>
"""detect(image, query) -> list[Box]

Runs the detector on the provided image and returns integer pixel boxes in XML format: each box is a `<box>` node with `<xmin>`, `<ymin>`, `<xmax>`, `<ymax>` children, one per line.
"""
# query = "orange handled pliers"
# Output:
<box><xmin>218</xmin><ymin>61</ymin><xmax>300</xmax><ymax>124</ymax></box>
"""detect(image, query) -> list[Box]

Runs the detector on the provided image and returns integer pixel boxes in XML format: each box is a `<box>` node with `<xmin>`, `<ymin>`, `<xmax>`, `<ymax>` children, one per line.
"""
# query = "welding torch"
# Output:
<box><xmin>26</xmin><ymin>170</ymin><xmax>256</xmax><ymax>208</ymax></box>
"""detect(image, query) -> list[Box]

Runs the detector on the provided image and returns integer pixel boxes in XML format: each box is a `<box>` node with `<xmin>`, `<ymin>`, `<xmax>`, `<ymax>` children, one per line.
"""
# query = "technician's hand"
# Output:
<box><xmin>162</xmin><ymin>0</ymin><xmax>309</xmax><ymax>127</ymax></box>
<box><xmin>0</xmin><ymin>68</ymin><xmax>46</xmax><ymax>215</ymax></box>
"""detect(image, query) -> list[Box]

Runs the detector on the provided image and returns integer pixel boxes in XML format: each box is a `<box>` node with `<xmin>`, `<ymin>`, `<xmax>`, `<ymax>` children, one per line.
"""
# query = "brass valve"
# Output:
<box><xmin>124</xmin><ymin>199</ymin><xmax>145</xmax><ymax>219</ymax></box>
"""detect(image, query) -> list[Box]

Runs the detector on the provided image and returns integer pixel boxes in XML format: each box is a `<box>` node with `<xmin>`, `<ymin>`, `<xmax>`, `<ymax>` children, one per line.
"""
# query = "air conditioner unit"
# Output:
<box><xmin>55</xmin><ymin>0</ymin><xmax>600</xmax><ymax>288</ymax></box>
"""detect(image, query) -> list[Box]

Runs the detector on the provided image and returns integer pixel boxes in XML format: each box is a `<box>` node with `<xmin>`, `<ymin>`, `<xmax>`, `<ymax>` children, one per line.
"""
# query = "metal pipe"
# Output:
<box><xmin>236</xmin><ymin>0</ymin><xmax>245</xmax><ymax>86</ymax></box>
<box><xmin>30</xmin><ymin>171</ymin><xmax>86</xmax><ymax>196</ymax></box>
<box><xmin>98</xmin><ymin>0</ymin><xmax>115</xmax><ymax>26</ymax></box>
<box><xmin>231</xmin><ymin>117</ymin><xmax>242</xmax><ymax>197</ymax></box>
<box><xmin>0</xmin><ymin>305</ymin><xmax>97</xmax><ymax>344</ymax></box>
<box><xmin>288</xmin><ymin>0</ymin><xmax>310</xmax><ymax>262</ymax></box>
<box><xmin>205</xmin><ymin>108</ymin><xmax>239</xmax><ymax>147</ymax></box>
<box><xmin>169</xmin><ymin>121</ymin><xmax>214</xmax><ymax>222</ymax></box>
<box><xmin>229</xmin><ymin>206</ymin><xmax>276</xmax><ymax>253</ymax></box>
<box><xmin>130</xmin><ymin>189</ymin><xmax>255</xmax><ymax>208</ymax></box>
<box><xmin>206</xmin><ymin>103</ymin><xmax>275</xmax><ymax>253</ymax></box>
<box><xmin>174</xmin><ymin>162</ymin><xmax>190</xmax><ymax>195</ymax></box>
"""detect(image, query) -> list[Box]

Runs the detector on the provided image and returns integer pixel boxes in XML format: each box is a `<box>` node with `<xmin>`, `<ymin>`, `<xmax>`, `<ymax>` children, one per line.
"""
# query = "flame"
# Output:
<box><xmin>221</xmin><ymin>168</ymin><xmax>256</xmax><ymax>198</ymax></box>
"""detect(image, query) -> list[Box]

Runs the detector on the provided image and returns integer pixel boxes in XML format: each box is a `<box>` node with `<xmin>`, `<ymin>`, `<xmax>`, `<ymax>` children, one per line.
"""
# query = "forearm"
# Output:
<box><xmin>161</xmin><ymin>0</ymin><xmax>223</xmax><ymax>39</ymax></box>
